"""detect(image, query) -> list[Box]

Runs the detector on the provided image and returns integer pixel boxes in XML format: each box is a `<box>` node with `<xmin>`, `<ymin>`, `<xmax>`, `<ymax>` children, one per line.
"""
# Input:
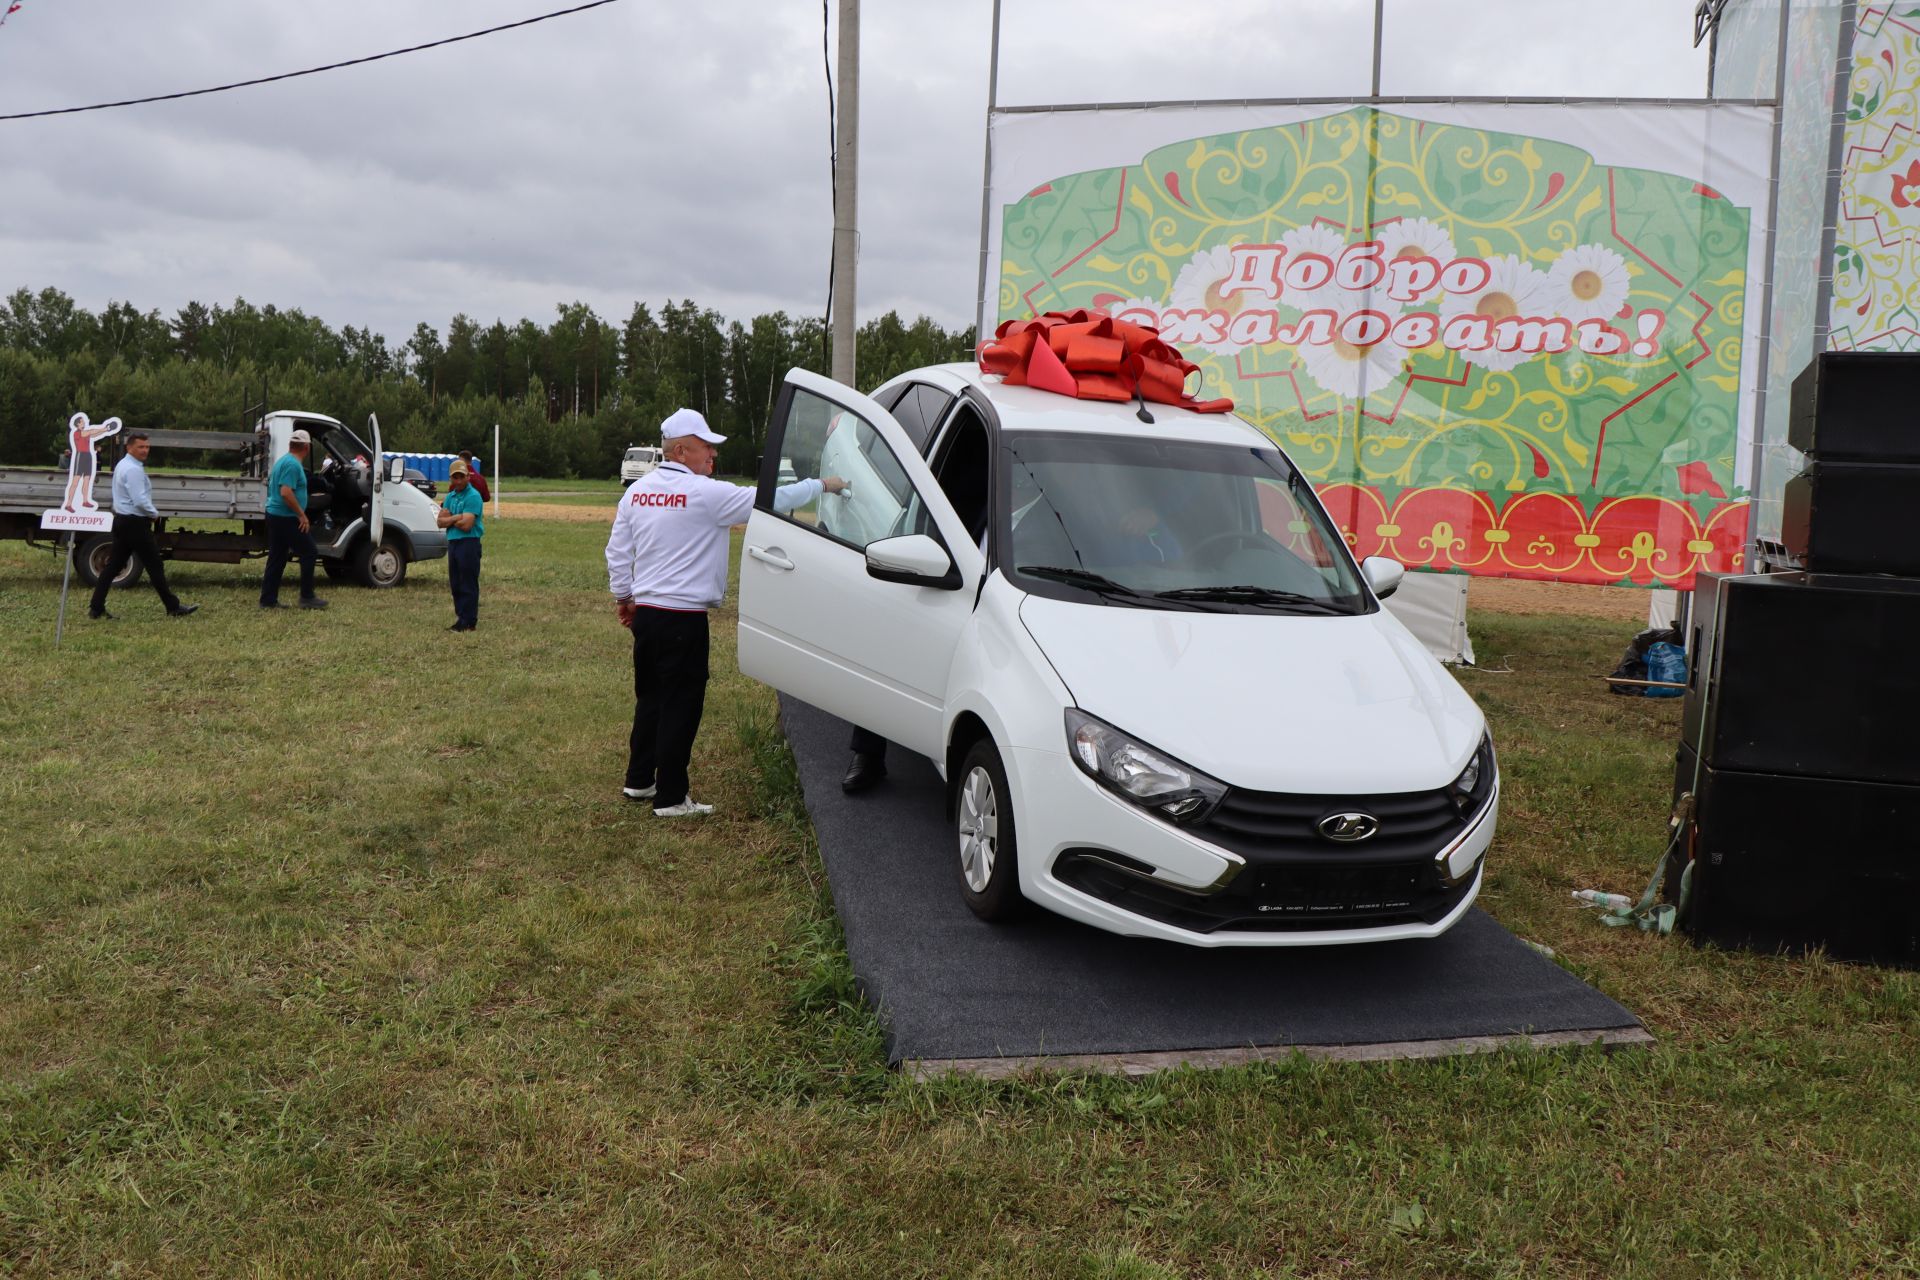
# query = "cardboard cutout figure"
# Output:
<box><xmin>43</xmin><ymin>413</ymin><xmax>121</xmax><ymax>534</ymax></box>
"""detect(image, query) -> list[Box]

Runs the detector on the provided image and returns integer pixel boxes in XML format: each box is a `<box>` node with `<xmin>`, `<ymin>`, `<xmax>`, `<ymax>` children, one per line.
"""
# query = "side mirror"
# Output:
<box><xmin>1361</xmin><ymin>555</ymin><xmax>1405</xmax><ymax>600</ymax></box>
<box><xmin>386</xmin><ymin>457</ymin><xmax>406</xmax><ymax>483</ymax></box>
<box><xmin>865</xmin><ymin>533</ymin><xmax>962</xmax><ymax>590</ymax></box>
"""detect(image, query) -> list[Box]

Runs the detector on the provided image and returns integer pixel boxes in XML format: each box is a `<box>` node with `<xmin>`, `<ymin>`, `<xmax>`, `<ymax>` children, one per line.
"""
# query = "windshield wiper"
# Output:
<box><xmin>1016</xmin><ymin>565</ymin><xmax>1148</xmax><ymax>599</ymax></box>
<box><xmin>1153</xmin><ymin>585</ymin><xmax>1352</xmax><ymax>614</ymax></box>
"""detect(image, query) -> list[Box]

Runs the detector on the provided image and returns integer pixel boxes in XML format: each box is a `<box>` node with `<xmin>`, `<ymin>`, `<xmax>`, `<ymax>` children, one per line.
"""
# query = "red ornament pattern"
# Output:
<box><xmin>1316</xmin><ymin>484</ymin><xmax>1747</xmax><ymax>588</ymax></box>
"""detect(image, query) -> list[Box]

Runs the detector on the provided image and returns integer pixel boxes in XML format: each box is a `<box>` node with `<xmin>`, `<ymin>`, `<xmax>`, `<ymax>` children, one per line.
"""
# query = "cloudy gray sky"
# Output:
<box><xmin>0</xmin><ymin>1</ymin><xmax>1714</xmax><ymax>343</ymax></box>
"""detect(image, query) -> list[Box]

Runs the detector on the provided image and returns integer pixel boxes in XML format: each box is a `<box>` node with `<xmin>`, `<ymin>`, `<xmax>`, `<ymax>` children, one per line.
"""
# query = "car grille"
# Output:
<box><xmin>1200</xmin><ymin>785</ymin><xmax>1467</xmax><ymax>861</ymax></box>
<box><xmin>1048</xmin><ymin>757</ymin><xmax>1495</xmax><ymax>934</ymax></box>
<box><xmin>1052</xmin><ymin>849</ymin><xmax>1476</xmax><ymax>934</ymax></box>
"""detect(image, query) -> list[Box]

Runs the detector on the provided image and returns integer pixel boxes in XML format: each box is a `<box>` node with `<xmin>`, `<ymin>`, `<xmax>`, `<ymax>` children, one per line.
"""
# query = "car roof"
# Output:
<box><xmin>879</xmin><ymin>362</ymin><xmax>1267</xmax><ymax>448</ymax></box>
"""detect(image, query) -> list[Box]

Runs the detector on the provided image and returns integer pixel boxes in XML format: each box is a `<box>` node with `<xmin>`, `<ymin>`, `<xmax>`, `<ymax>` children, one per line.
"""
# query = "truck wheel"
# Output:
<box><xmin>351</xmin><ymin>535</ymin><xmax>407</xmax><ymax>588</ymax></box>
<box><xmin>74</xmin><ymin>534</ymin><xmax>142</xmax><ymax>590</ymax></box>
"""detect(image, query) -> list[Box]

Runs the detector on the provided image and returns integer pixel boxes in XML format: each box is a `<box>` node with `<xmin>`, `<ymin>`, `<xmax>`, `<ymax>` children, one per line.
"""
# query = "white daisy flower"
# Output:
<box><xmin>1378</xmin><ymin>215</ymin><xmax>1455</xmax><ymax>265</ymax></box>
<box><xmin>1295</xmin><ymin>327</ymin><xmax>1406</xmax><ymax>401</ymax></box>
<box><xmin>1104</xmin><ymin>296</ymin><xmax>1165</xmax><ymax>329</ymax></box>
<box><xmin>1376</xmin><ymin>217</ymin><xmax>1455</xmax><ymax>302</ymax></box>
<box><xmin>1277</xmin><ymin>224</ymin><xmax>1349</xmax><ymax>306</ymax></box>
<box><xmin>1439</xmin><ymin>253</ymin><xmax>1552</xmax><ymax>372</ymax></box>
<box><xmin>1546</xmin><ymin>244</ymin><xmax>1631</xmax><ymax>321</ymax></box>
<box><xmin>1169</xmin><ymin>245</ymin><xmax>1238</xmax><ymax>312</ymax></box>
<box><xmin>1170</xmin><ymin>245</ymin><xmax>1255</xmax><ymax>352</ymax></box>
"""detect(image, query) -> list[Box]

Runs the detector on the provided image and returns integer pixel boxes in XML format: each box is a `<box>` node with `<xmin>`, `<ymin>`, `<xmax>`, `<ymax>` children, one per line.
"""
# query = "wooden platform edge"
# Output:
<box><xmin>901</xmin><ymin>1026</ymin><xmax>1654</xmax><ymax>1080</ymax></box>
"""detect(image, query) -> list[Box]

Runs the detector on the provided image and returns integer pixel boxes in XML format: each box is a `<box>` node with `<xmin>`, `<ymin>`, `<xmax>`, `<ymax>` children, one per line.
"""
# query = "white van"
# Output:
<box><xmin>620</xmin><ymin>446</ymin><xmax>664</xmax><ymax>482</ymax></box>
<box><xmin>737</xmin><ymin>365</ymin><xmax>1498</xmax><ymax>948</ymax></box>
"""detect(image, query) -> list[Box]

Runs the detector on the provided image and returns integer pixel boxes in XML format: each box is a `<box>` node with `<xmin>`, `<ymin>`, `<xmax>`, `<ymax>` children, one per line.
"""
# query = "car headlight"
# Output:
<box><xmin>1064</xmin><ymin>709</ymin><xmax>1227</xmax><ymax>824</ymax></box>
<box><xmin>1450</xmin><ymin>734</ymin><xmax>1495</xmax><ymax>817</ymax></box>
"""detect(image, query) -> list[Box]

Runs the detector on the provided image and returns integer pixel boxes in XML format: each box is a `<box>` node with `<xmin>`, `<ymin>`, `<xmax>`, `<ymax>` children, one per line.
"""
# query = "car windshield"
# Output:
<box><xmin>1001</xmin><ymin>431</ymin><xmax>1370</xmax><ymax>615</ymax></box>
<box><xmin>321</xmin><ymin>425</ymin><xmax>370</xmax><ymax>468</ymax></box>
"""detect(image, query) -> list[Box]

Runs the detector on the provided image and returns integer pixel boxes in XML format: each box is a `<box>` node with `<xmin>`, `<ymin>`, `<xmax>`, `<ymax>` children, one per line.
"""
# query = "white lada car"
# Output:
<box><xmin>738</xmin><ymin>365</ymin><xmax>1498</xmax><ymax>947</ymax></box>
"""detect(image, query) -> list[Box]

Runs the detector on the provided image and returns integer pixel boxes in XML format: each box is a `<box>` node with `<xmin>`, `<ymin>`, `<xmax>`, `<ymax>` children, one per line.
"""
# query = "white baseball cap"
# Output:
<box><xmin>661</xmin><ymin>407</ymin><xmax>726</xmax><ymax>445</ymax></box>
<box><xmin>288</xmin><ymin>428</ymin><xmax>312</xmax><ymax>445</ymax></box>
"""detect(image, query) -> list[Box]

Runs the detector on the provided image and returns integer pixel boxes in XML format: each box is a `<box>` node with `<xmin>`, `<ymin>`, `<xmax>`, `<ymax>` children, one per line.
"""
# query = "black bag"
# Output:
<box><xmin>1608</xmin><ymin>626</ymin><xmax>1681</xmax><ymax>695</ymax></box>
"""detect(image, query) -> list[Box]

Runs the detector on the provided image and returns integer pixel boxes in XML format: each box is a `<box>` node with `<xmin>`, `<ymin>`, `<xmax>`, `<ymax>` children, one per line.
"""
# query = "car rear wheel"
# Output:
<box><xmin>956</xmin><ymin>737</ymin><xmax>1022</xmax><ymax>921</ymax></box>
<box><xmin>74</xmin><ymin>533</ymin><xmax>142</xmax><ymax>589</ymax></box>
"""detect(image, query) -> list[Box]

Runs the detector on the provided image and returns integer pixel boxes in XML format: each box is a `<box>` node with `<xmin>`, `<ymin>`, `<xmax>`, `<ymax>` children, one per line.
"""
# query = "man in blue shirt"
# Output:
<box><xmin>437</xmin><ymin>456</ymin><xmax>485</xmax><ymax>632</ymax></box>
<box><xmin>259</xmin><ymin>429</ymin><xmax>328</xmax><ymax>610</ymax></box>
<box><xmin>87</xmin><ymin>430</ymin><xmax>198</xmax><ymax>620</ymax></box>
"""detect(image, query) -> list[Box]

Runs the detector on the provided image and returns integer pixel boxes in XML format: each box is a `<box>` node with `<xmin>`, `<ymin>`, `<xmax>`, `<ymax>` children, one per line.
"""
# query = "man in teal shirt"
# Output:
<box><xmin>438</xmin><ymin>456</ymin><xmax>485</xmax><ymax>631</ymax></box>
<box><xmin>259</xmin><ymin>429</ymin><xmax>327</xmax><ymax>609</ymax></box>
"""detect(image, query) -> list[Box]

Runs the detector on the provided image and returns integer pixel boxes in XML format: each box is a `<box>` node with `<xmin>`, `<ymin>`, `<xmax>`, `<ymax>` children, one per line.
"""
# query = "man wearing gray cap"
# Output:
<box><xmin>605</xmin><ymin>407</ymin><xmax>846</xmax><ymax>817</ymax></box>
<box><xmin>259</xmin><ymin>428</ymin><xmax>328</xmax><ymax>610</ymax></box>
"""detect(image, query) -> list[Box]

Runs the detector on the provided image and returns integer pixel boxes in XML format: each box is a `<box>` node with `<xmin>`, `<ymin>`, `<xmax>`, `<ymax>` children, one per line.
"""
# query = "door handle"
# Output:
<box><xmin>747</xmin><ymin>546</ymin><xmax>795</xmax><ymax>571</ymax></box>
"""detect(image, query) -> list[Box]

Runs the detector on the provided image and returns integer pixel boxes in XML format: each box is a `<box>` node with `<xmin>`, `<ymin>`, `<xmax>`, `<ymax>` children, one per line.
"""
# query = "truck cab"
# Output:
<box><xmin>620</xmin><ymin>445</ymin><xmax>664</xmax><ymax>482</ymax></box>
<box><xmin>260</xmin><ymin>411</ymin><xmax>447</xmax><ymax>587</ymax></box>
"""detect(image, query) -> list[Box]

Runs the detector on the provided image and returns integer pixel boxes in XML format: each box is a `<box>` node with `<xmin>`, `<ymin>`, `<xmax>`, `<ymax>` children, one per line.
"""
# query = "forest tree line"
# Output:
<box><xmin>0</xmin><ymin>286</ymin><xmax>977</xmax><ymax>476</ymax></box>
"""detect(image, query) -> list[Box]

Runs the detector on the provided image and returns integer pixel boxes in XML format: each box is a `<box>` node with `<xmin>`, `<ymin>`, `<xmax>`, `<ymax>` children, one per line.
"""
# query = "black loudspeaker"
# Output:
<box><xmin>1781</xmin><ymin>461</ymin><xmax>1920</xmax><ymax>575</ymax></box>
<box><xmin>1684</xmin><ymin>572</ymin><xmax>1920</xmax><ymax>784</ymax></box>
<box><xmin>1668</xmin><ymin>745</ymin><xmax>1920</xmax><ymax>965</ymax></box>
<box><xmin>1789</xmin><ymin>352</ymin><xmax>1920</xmax><ymax>462</ymax></box>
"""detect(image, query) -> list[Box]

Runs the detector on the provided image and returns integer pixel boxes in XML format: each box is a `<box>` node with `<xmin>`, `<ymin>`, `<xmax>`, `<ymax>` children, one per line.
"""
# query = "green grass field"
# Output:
<box><xmin>2</xmin><ymin>521</ymin><xmax>1916</xmax><ymax>1278</ymax></box>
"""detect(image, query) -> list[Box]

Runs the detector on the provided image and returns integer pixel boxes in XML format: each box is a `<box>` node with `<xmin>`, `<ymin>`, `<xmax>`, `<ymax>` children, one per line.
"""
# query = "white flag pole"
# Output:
<box><xmin>492</xmin><ymin>422</ymin><xmax>501</xmax><ymax>519</ymax></box>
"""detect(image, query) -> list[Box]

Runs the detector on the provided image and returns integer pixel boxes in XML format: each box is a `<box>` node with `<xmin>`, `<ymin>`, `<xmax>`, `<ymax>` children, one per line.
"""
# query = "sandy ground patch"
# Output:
<box><xmin>1469</xmin><ymin>578</ymin><xmax>1658</xmax><ymax>622</ymax></box>
<box><xmin>494</xmin><ymin>501</ymin><xmax>614</xmax><ymax>524</ymax></box>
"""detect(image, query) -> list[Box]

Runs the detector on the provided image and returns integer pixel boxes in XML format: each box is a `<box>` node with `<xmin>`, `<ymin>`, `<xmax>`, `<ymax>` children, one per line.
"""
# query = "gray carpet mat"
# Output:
<box><xmin>780</xmin><ymin>696</ymin><xmax>1643</xmax><ymax>1065</ymax></box>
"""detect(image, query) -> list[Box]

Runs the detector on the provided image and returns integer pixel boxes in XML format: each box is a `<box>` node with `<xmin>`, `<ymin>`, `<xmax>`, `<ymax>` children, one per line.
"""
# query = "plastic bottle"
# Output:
<box><xmin>1571</xmin><ymin>889</ymin><xmax>1634</xmax><ymax>910</ymax></box>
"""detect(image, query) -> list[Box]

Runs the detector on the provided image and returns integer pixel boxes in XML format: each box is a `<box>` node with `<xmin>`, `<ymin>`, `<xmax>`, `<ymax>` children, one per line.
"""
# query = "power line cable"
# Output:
<box><xmin>0</xmin><ymin>0</ymin><xmax>623</xmax><ymax>122</ymax></box>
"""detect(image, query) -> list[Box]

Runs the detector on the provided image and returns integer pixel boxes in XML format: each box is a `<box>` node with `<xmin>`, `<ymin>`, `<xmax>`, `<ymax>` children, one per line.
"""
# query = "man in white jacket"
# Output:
<box><xmin>605</xmin><ymin>408</ymin><xmax>846</xmax><ymax>817</ymax></box>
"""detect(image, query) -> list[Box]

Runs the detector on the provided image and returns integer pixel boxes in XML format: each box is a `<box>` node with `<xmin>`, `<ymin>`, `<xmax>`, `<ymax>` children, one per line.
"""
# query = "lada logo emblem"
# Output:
<box><xmin>1317</xmin><ymin>812</ymin><xmax>1380</xmax><ymax>843</ymax></box>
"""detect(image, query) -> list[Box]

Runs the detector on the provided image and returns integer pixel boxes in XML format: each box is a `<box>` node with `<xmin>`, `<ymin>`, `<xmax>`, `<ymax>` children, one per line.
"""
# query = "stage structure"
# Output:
<box><xmin>1701</xmin><ymin>0</ymin><xmax>1920</xmax><ymax>545</ymax></box>
<box><xmin>975</xmin><ymin>7</ymin><xmax>1782</xmax><ymax>604</ymax></box>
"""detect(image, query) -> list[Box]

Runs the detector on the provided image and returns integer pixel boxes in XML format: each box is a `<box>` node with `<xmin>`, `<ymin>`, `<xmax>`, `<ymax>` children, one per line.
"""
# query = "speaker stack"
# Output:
<box><xmin>1668</xmin><ymin>353</ymin><xmax>1920</xmax><ymax>966</ymax></box>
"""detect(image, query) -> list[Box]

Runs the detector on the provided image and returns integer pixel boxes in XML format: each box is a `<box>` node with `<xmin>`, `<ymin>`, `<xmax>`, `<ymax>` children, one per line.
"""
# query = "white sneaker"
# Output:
<box><xmin>622</xmin><ymin>785</ymin><xmax>656</xmax><ymax>802</ymax></box>
<box><xmin>653</xmin><ymin>798</ymin><xmax>714</xmax><ymax>818</ymax></box>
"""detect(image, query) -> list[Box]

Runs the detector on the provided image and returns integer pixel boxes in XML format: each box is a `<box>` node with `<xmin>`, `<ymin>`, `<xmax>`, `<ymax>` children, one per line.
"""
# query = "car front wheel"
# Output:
<box><xmin>351</xmin><ymin>536</ymin><xmax>407</xmax><ymax>588</ymax></box>
<box><xmin>956</xmin><ymin>737</ymin><xmax>1022</xmax><ymax>922</ymax></box>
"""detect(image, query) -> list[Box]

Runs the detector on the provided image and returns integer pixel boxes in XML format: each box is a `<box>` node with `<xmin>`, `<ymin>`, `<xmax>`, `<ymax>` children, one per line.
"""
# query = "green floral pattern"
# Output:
<box><xmin>999</xmin><ymin>108</ymin><xmax>1752</xmax><ymax>510</ymax></box>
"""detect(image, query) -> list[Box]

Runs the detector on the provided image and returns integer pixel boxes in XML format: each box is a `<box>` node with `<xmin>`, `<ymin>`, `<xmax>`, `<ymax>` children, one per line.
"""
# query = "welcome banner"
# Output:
<box><xmin>984</xmin><ymin>103</ymin><xmax>1774</xmax><ymax>587</ymax></box>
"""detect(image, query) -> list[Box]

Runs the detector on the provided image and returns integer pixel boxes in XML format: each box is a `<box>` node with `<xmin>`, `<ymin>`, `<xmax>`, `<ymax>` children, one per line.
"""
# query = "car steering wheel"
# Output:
<box><xmin>1187</xmin><ymin>530</ymin><xmax>1271</xmax><ymax>566</ymax></box>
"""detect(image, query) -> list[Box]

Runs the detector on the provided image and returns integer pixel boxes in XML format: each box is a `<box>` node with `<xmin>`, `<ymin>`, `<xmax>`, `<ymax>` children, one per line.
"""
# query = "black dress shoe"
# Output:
<box><xmin>298</xmin><ymin>596</ymin><xmax>329</xmax><ymax>610</ymax></box>
<box><xmin>448</xmin><ymin>622</ymin><xmax>474</xmax><ymax>632</ymax></box>
<box><xmin>841</xmin><ymin>752</ymin><xmax>888</xmax><ymax>794</ymax></box>
<box><xmin>259</xmin><ymin>601</ymin><xmax>288</xmax><ymax>609</ymax></box>
<box><xmin>168</xmin><ymin>604</ymin><xmax>200</xmax><ymax>617</ymax></box>
<box><xmin>89</xmin><ymin>609</ymin><xmax>116</xmax><ymax>620</ymax></box>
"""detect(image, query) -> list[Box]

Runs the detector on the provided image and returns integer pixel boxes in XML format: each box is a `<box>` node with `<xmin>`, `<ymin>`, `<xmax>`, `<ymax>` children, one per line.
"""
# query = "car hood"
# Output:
<box><xmin>1018</xmin><ymin>595</ymin><xmax>1485</xmax><ymax>794</ymax></box>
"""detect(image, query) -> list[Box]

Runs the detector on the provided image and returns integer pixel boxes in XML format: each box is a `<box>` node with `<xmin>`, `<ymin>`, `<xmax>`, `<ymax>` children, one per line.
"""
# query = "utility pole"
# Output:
<box><xmin>831</xmin><ymin>0</ymin><xmax>859</xmax><ymax>386</ymax></box>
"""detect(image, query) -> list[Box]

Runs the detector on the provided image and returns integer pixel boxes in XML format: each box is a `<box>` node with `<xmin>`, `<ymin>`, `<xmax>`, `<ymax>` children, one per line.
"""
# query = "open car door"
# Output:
<box><xmin>367</xmin><ymin>413</ymin><xmax>385</xmax><ymax>548</ymax></box>
<box><xmin>738</xmin><ymin>368</ymin><xmax>985</xmax><ymax>760</ymax></box>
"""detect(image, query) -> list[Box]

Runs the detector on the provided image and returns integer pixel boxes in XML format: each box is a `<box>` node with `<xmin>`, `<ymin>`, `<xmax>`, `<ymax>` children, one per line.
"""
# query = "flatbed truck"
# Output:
<box><xmin>0</xmin><ymin>410</ymin><xmax>447</xmax><ymax>589</ymax></box>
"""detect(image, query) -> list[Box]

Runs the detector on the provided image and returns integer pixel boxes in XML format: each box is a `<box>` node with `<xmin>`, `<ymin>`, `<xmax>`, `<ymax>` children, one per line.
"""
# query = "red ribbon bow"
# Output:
<box><xmin>978</xmin><ymin>309</ymin><xmax>1233</xmax><ymax>414</ymax></box>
